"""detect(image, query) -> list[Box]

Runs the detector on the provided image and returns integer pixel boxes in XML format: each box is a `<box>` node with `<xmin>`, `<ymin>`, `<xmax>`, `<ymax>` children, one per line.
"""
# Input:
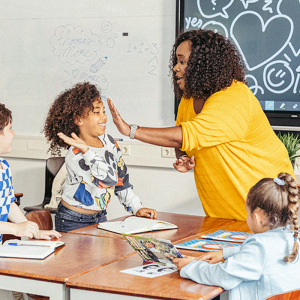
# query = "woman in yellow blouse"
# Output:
<box><xmin>108</xmin><ymin>29</ymin><xmax>294</xmax><ymax>221</ymax></box>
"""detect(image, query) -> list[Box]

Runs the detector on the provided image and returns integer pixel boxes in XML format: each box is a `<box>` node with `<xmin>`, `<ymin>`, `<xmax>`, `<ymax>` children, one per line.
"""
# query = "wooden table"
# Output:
<box><xmin>0</xmin><ymin>232</ymin><xmax>134</xmax><ymax>300</ymax></box>
<box><xmin>0</xmin><ymin>213</ymin><xmax>251</xmax><ymax>300</ymax></box>
<box><xmin>67</xmin><ymin>253</ymin><xmax>224</xmax><ymax>300</ymax></box>
<box><xmin>69</xmin><ymin>212</ymin><xmax>237</xmax><ymax>242</ymax></box>
<box><xmin>66</xmin><ymin>215</ymin><xmax>250</xmax><ymax>300</ymax></box>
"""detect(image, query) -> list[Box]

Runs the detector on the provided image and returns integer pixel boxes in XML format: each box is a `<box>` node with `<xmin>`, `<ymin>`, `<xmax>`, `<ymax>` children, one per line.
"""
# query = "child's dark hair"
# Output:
<box><xmin>43</xmin><ymin>82</ymin><xmax>101</xmax><ymax>156</ymax></box>
<box><xmin>247</xmin><ymin>172</ymin><xmax>299</xmax><ymax>262</ymax></box>
<box><xmin>169</xmin><ymin>29</ymin><xmax>247</xmax><ymax>101</ymax></box>
<box><xmin>0</xmin><ymin>103</ymin><xmax>12</xmax><ymax>134</ymax></box>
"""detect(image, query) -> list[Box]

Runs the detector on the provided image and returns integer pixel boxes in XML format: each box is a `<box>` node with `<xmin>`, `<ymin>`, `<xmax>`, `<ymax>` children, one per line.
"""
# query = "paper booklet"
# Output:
<box><xmin>121</xmin><ymin>233</ymin><xmax>183</xmax><ymax>266</ymax></box>
<box><xmin>201</xmin><ymin>230</ymin><xmax>253</xmax><ymax>243</ymax></box>
<box><xmin>175</xmin><ymin>239</ymin><xmax>240</xmax><ymax>252</ymax></box>
<box><xmin>97</xmin><ymin>216</ymin><xmax>178</xmax><ymax>234</ymax></box>
<box><xmin>0</xmin><ymin>239</ymin><xmax>65</xmax><ymax>259</ymax></box>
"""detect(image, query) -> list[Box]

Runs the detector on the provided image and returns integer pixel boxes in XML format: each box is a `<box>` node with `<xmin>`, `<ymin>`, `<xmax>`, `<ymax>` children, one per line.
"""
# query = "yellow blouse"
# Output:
<box><xmin>176</xmin><ymin>81</ymin><xmax>294</xmax><ymax>221</ymax></box>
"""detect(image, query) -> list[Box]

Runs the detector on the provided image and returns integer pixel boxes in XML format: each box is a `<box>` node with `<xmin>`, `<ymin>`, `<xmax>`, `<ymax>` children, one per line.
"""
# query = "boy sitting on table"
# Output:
<box><xmin>0</xmin><ymin>103</ymin><xmax>61</xmax><ymax>299</ymax></box>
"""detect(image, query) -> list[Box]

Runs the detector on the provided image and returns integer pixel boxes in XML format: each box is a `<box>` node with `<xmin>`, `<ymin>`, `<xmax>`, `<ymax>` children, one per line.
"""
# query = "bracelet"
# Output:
<box><xmin>178</xmin><ymin>154</ymin><xmax>188</xmax><ymax>160</ymax></box>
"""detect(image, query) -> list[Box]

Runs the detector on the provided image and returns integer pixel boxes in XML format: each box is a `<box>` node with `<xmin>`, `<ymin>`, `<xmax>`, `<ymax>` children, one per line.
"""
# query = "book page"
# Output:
<box><xmin>98</xmin><ymin>217</ymin><xmax>177</xmax><ymax>234</ymax></box>
<box><xmin>0</xmin><ymin>245</ymin><xmax>54</xmax><ymax>259</ymax></box>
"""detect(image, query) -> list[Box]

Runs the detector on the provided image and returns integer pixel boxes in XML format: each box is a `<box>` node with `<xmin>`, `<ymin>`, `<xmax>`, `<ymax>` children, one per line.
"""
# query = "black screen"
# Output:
<box><xmin>177</xmin><ymin>0</ymin><xmax>300</xmax><ymax>127</ymax></box>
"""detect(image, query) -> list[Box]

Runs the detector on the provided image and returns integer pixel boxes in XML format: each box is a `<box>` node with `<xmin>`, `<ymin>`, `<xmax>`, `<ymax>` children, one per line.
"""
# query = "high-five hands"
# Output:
<box><xmin>107</xmin><ymin>98</ymin><xmax>131</xmax><ymax>137</ymax></box>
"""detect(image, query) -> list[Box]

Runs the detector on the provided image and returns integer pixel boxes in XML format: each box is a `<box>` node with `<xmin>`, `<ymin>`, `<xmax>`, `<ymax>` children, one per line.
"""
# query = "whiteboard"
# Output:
<box><xmin>0</xmin><ymin>0</ymin><xmax>176</xmax><ymax>138</ymax></box>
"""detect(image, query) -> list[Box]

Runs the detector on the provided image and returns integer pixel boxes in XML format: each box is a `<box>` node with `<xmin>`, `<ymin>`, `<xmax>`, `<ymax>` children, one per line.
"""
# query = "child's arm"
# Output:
<box><xmin>3</xmin><ymin>202</ymin><xmax>61</xmax><ymax>240</ymax></box>
<box><xmin>113</xmin><ymin>141</ymin><xmax>157</xmax><ymax>218</ymax></box>
<box><xmin>173</xmin><ymin>256</ymin><xmax>195</xmax><ymax>270</ymax></box>
<box><xmin>174</xmin><ymin>250</ymin><xmax>225</xmax><ymax>271</ymax></box>
<box><xmin>195</xmin><ymin>250</ymin><xmax>224</xmax><ymax>264</ymax></box>
<box><xmin>58</xmin><ymin>132</ymin><xmax>118</xmax><ymax>188</ymax></box>
<box><xmin>3</xmin><ymin>202</ymin><xmax>39</xmax><ymax>238</ymax></box>
<box><xmin>179</xmin><ymin>237</ymin><xmax>264</xmax><ymax>290</ymax></box>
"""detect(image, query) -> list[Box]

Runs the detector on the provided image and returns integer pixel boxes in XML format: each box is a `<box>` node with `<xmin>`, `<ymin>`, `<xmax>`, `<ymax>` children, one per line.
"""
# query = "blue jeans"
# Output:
<box><xmin>55</xmin><ymin>201</ymin><xmax>107</xmax><ymax>232</ymax></box>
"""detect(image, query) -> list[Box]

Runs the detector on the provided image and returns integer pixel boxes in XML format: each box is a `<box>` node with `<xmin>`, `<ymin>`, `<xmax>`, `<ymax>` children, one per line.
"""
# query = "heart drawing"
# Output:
<box><xmin>230</xmin><ymin>11</ymin><xmax>293</xmax><ymax>71</ymax></box>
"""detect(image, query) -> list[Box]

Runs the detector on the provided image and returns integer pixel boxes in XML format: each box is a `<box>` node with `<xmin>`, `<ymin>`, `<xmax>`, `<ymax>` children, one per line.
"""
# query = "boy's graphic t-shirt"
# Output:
<box><xmin>0</xmin><ymin>158</ymin><xmax>15</xmax><ymax>243</ymax></box>
<box><xmin>62</xmin><ymin>134</ymin><xmax>143</xmax><ymax>214</ymax></box>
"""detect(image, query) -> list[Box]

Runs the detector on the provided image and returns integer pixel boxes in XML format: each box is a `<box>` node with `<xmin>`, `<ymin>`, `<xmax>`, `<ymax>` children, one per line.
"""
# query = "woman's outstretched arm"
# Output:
<box><xmin>107</xmin><ymin>98</ymin><xmax>183</xmax><ymax>148</ymax></box>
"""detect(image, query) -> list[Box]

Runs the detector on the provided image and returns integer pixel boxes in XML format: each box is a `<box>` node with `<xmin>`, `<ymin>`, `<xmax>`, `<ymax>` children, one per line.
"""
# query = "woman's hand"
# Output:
<box><xmin>33</xmin><ymin>230</ymin><xmax>62</xmax><ymax>240</ymax></box>
<box><xmin>136</xmin><ymin>208</ymin><xmax>157</xmax><ymax>219</ymax></box>
<box><xmin>195</xmin><ymin>250</ymin><xmax>223</xmax><ymax>264</ymax></box>
<box><xmin>57</xmin><ymin>132</ymin><xmax>89</xmax><ymax>154</ymax></box>
<box><xmin>173</xmin><ymin>155</ymin><xmax>195</xmax><ymax>173</ymax></box>
<box><xmin>173</xmin><ymin>256</ymin><xmax>195</xmax><ymax>271</ymax></box>
<box><xmin>107</xmin><ymin>98</ymin><xmax>130</xmax><ymax>137</ymax></box>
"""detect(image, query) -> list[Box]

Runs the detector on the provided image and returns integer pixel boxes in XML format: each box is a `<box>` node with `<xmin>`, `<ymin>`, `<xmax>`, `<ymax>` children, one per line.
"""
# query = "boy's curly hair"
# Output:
<box><xmin>0</xmin><ymin>103</ymin><xmax>12</xmax><ymax>134</ymax></box>
<box><xmin>170</xmin><ymin>29</ymin><xmax>247</xmax><ymax>101</ymax></box>
<box><xmin>43</xmin><ymin>82</ymin><xmax>101</xmax><ymax>156</ymax></box>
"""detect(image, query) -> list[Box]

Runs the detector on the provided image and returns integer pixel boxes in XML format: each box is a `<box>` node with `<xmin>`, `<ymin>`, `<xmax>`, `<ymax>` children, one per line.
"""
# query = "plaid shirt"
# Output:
<box><xmin>0</xmin><ymin>158</ymin><xmax>15</xmax><ymax>243</ymax></box>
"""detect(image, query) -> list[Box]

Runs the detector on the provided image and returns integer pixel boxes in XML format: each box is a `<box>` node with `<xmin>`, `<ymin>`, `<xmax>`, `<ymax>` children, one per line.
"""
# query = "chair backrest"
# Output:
<box><xmin>43</xmin><ymin>157</ymin><xmax>65</xmax><ymax>206</ymax></box>
<box><xmin>26</xmin><ymin>209</ymin><xmax>53</xmax><ymax>230</ymax></box>
<box><xmin>265</xmin><ymin>289</ymin><xmax>300</xmax><ymax>300</ymax></box>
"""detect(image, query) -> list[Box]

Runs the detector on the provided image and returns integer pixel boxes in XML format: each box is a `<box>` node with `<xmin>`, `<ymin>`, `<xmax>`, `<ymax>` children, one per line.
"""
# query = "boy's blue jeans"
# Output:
<box><xmin>55</xmin><ymin>201</ymin><xmax>107</xmax><ymax>232</ymax></box>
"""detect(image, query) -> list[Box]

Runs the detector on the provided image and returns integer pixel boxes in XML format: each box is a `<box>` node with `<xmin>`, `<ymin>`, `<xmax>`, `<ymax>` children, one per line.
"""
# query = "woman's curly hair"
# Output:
<box><xmin>43</xmin><ymin>82</ymin><xmax>101</xmax><ymax>156</ymax></box>
<box><xmin>170</xmin><ymin>29</ymin><xmax>247</xmax><ymax>101</ymax></box>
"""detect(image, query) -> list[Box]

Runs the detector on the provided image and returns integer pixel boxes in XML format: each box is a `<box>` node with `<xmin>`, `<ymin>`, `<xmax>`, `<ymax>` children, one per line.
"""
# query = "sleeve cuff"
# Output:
<box><xmin>82</xmin><ymin>149</ymin><xmax>96</xmax><ymax>163</ymax></box>
<box><xmin>132</xmin><ymin>199</ymin><xmax>143</xmax><ymax>215</ymax></box>
<box><xmin>223</xmin><ymin>245</ymin><xmax>241</xmax><ymax>259</ymax></box>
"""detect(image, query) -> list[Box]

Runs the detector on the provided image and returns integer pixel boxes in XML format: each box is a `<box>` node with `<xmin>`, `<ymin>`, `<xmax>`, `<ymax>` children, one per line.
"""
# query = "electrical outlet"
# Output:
<box><xmin>161</xmin><ymin>147</ymin><xmax>175</xmax><ymax>158</ymax></box>
<box><xmin>119</xmin><ymin>144</ymin><xmax>130</xmax><ymax>156</ymax></box>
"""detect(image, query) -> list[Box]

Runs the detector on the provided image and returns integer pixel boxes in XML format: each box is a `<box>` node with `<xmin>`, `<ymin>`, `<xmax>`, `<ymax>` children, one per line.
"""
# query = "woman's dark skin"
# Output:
<box><xmin>107</xmin><ymin>40</ymin><xmax>197</xmax><ymax>173</ymax></box>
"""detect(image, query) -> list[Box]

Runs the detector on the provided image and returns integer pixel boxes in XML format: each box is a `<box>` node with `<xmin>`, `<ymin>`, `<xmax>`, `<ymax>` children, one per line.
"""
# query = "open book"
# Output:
<box><xmin>175</xmin><ymin>238</ymin><xmax>239</xmax><ymax>252</ymax></box>
<box><xmin>122</xmin><ymin>233</ymin><xmax>183</xmax><ymax>266</ymax></box>
<box><xmin>97</xmin><ymin>216</ymin><xmax>178</xmax><ymax>234</ymax></box>
<box><xmin>201</xmin><ymin>230</ymin><xmax>253</xmax><ymax>243</ymax></box>
<box><xmin>0</xmin><ymin>239</ymin><xmax>65</xmax><ymax>259</ymax></box>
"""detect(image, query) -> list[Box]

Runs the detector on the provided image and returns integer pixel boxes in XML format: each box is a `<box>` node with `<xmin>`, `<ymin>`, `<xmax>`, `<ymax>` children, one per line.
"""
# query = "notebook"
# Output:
<box><xmin>175</xmin><ymin>238</ymin><xmax>239</xmax><ymax>252</ymax></box>
<box><xmin>201</xmin><ymin>230</ymin><xmax>253</xmax><ymax>243</ymax></box>
<box><xmin>97</xmin><ymin>216</ymin><xmax>178</xmax><ymax>234</ymax></box>
<box><xmin>0</xmin><ymin>239</ymin><xmax>65</xmax><ymax>259</ymax></box>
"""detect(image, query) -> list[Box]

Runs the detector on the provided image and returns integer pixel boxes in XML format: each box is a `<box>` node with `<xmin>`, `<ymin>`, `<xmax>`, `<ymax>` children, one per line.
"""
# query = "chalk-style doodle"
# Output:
<box><xmin>197</xmin><ymin>0</ymin><xmax>234</xmax><ymax>19</ymax></box>
<box><xmin>230</xmin><ymin>11</ymin><xmax>293</xmax><ymax>71</ymax></box>
<box><xmin>90</xmin><ymin>57</ymin><xmax>107</xmax><ymax>73</ymax></box>
<box><xmin>101</xmin><ymin>21</ymin><xmax>113</xmax><ymax>33</ymax></box>
<box><xmin>202</xmin><ymin>21</ymin><xmax>228</xmax><ymax>37</ymax></box>
<box><xmin>245</xmin><ymin>74</ymin><xmax>264</xmax><ymax>96</ymax></box>
<box><xmin>240</xmin><ymin>0</ymin><xmax>259</xmax><ymax>10</ymax></box>
<box><xmin>263</xmin><ymin>60</ymin><xmax>294</xmax><ymax>94</ymax></box>
<box><xmin>293</xmin><ymin>65</ymin><xmax>300</xmax><ymax>94</ymax></box>
<box><xmin>185</xmin><ymin>17</ymin><xmax>202</xmax><ymax>29</ymax></box>
<box><xmin>262</xmin><ymin>0</ymin><xmax>273</xmax><ymax>13</ymax></box>
<box><xmin>106</xmin><ymin>38</ymin><xmax>115</xmax><ymax>48</ymax></box>
<box><xmin>278</xmin><ymin>0</ymin><xmax>300</xmax><ymax>55</ymax></box>
<box><xmin>50</xmin><ymin>24</ymin><xmax>101</xmax><ymax>65</ymax></box>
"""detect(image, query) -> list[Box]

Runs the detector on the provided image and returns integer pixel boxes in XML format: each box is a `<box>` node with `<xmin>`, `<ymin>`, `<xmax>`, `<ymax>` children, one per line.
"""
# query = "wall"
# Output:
<box><xmin>0</xmin><ymin>0</ymin><xmax>205</xmax><ymax>219</ymax></box>
<box><xmin>4</xmin><ymin>137</ymin><xmax>204</xmax><ymax>220</ymax></box>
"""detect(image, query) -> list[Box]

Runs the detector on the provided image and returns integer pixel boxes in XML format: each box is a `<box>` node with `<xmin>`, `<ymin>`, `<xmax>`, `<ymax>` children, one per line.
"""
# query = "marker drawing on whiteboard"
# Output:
<box><xmin>90</xmin><ymin>57</ymin><xmax>107</xmax><ymax>73</ymax></box>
